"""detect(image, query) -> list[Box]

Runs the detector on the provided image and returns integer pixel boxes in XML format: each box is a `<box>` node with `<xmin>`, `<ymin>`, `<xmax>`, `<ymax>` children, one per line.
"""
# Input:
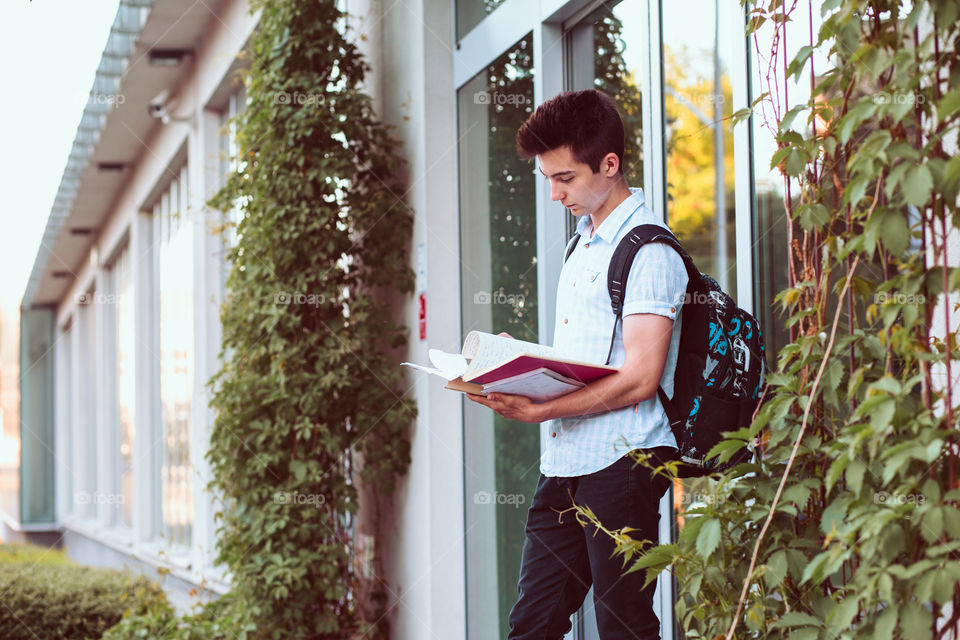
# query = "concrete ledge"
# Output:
<box><xmin>61</xmin><ymin>524</ymin><xmax>229</xmax><ymax>612</ymax></box>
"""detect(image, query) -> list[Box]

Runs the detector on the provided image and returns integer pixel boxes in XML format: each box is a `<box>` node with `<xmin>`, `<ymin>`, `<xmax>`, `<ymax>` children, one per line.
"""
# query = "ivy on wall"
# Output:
<box><xmin>107</xmin><ymin>1</ymin><xmax>415</xmax><ymax>638</ymax></box>
<box><xmin>583</xmin><ymin>1</ymin><xmax>960</xmax><ymax>638</ymax></box>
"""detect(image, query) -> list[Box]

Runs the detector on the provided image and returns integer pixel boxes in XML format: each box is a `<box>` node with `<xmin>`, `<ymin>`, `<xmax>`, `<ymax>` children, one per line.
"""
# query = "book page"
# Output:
<box><xmin>461</xmin><ymin>331</ymin><xmax>555</xmax><ymax>376</ymax></box>
<box><xmin>481</xmin><ymin>368</ymin><xmax>584</xmax><ymax>403</ymax></box>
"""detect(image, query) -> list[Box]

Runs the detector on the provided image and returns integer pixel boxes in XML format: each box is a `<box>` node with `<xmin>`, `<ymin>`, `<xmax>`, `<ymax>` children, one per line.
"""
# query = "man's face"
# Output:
<box><xmin>537</xmin><ymin>145</ymin><xmax>618</xmax><ymax>218</ymax></box>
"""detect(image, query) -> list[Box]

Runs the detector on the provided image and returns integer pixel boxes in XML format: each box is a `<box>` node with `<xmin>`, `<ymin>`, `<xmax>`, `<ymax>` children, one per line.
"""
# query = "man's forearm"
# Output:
<box><xmin>538</xmin><ymin>365</ymin><xmax>658</xmax><ymax>422</ymax></box>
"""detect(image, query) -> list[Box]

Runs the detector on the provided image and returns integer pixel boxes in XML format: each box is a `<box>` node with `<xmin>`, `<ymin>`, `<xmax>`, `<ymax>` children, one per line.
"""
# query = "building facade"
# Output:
<box><xmin>14</xmin><ymin>0</ymin><xmax>837</xmax><ymax>637</ymax></box>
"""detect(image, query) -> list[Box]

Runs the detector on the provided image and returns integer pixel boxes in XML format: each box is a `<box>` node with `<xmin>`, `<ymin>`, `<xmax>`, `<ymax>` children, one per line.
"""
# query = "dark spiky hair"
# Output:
<box><xmin>516</xmin><ymin>89</ymin><xmax>624</xmax><ymax>174</ymax></box>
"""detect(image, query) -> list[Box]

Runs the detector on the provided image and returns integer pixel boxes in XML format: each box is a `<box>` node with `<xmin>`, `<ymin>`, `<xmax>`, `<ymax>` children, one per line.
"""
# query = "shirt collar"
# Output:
<box><xmin>575</xmin><ymin>187</ymin><xmax>646</xmax><ymax>244</ymax></box>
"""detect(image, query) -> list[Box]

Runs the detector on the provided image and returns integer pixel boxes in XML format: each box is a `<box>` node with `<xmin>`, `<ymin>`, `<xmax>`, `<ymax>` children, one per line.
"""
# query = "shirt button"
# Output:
<box><xmin>563</xmin><ymin>318</ymin><xmax>568</xmax><ymax>324</ymax></box>
<box><xmin>670</xmin><ymin>307</ymin><xmax>676</xmax><ymax>313</ymax></box>
<box><xmin>584</xmin><ymin>242</ymin><xmax>590</xmax><ymax>248</ymax></box>
<box><xmin>551</xmin><ymin>432</ymin><xmax>557</xmax><ymax>438</ymax></box>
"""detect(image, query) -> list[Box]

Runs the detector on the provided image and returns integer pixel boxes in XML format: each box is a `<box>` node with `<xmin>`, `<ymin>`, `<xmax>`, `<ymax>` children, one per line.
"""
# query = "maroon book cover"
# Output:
<box><xmin>465</xmin><ymin>354</ymin><xmax>617</xmax><ymax>385</ymax></box>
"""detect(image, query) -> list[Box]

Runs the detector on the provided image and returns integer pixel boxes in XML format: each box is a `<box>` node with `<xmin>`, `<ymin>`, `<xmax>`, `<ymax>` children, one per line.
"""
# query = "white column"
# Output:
<box><xmin>133</xmin><ymin>209</ymin><xmax>160</xmax><ymax>542</ymax></box>
<box><xmin>54</xmin><ymin>322</ymin><xmax>72</xmax><ymax>523</ymax></box>
<box><xmin>189</xmin><ymin>105</ymin><xmax>224</xmax><ymax>571</ymax></box>
<box><xmin>94</xmin><ymin>263</ymin><xmax>116</xmax><ymax>529</ymax></box>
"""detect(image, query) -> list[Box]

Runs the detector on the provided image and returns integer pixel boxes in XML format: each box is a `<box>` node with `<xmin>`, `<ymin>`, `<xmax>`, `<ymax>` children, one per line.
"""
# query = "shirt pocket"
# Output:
<box><xmin>579</xmin><ymin>267</ymin><xmax>601</xmax><ymax>285</ymax></box>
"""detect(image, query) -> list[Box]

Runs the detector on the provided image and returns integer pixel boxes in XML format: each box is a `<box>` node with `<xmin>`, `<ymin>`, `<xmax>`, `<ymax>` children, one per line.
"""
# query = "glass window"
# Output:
<box><xmin>458</xmin><ymin>33</ymin><xmax>536</xmax><ymax>640</ymax></box>
<box><xmin>218</xmin><ymin>86</ymin><xmax>249</xmax><ymax>305</ymax></box>
<box><xmin>749</xmin><ymin>8</ymin><xmax>832</xmax><ymax>362</ymax></box>
<box><xmin>219</xmin><ymin>86</ymin><xmax>247</xmax><ymax>248</ymax></box>
<box><xmin>661</xmin><ymin>0</ymin><xmax>738</xmax><ymax>295</ymax></box>
<box><xmin>456</xmin><ymin>0</ymin><xmax>509</xmax><ymax>40</ymax></box>
<box><xmin>76</xmin><ymin>291</ymin><xmax>98</xmax><ymax>520</ymax></box>
<box><xmin>661</xmin><ymin>5</ymin><xmax>745</xmax><ymax>626</ymax></box>
<box><xmin>156</xmin><ymin>166</ymin><xmax>194</xmax><ymax>548</ymax></box>
<box><xmin>565</xmin><ymin>5</ymin><xmax>651</xmax><ymax>635</ymax></box>
<box><xmin>567</xmin><ymin>2</ymin><xmax>645</xmax><ymax>192</ymax></box>
<box><xmin>56</xmin><ymin>319</ymin><xmax>73</xmax><ymax>520</ymax></box>
<box><xmin>110</xmin><ymin>244</ymin><xmax>135</xmax><ymax>529</ymax></box>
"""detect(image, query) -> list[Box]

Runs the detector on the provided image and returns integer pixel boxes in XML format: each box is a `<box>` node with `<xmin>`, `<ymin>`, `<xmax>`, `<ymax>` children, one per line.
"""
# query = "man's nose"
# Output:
<box><xmin>550</xmin><ymin>182</ymin><xmax>564</xmax><ymax>201</ymax></box>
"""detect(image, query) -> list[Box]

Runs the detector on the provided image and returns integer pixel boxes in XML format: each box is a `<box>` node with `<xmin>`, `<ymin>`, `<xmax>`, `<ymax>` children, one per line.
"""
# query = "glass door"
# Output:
<box><xmin>563</xmin><ymin>3</ymin><xmax>660</xmax><ymax>637</ymax></box>
<box><xmin>458</xmin><ymin>33</ymin><xmax>539</xmax><ymax>640</ymax></box>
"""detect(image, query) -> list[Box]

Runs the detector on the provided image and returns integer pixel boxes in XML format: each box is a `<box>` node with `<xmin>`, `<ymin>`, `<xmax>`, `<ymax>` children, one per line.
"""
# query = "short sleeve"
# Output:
<box><xmin>620</xmin><ymin>242</ymin><xmax>689</xmax><ymax>320</ymax></box>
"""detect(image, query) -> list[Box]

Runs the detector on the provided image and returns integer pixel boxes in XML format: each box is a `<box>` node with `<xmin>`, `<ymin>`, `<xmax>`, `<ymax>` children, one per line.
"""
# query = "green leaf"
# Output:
<box><xmin>290</xmin><ymin>460</ymin><xmax>308</xmax><ymax>483</ymax></box>
<box><xmin>846</xmin><ymin>459</ymin><xmax>866</xmax><ymax>495</ymax></box>
<box><xmin>900</xmin><ymin>601</ymin><xmax>932</xmax><ymax>638</ymax></box>
<box><xmin>825</xmin><ymin>455</ymin><xmax>849</xmax><ymax>493</ymax></box>
<box><xmin>780</xmin><ymin>103</ymin><xmax>808</xmax><ymax>131</ymax></box>
<box><xmin>785</xmin><ymin>149</ymin><xmax>807</xmax><ymax>177</ymax></box>
<box><xmin>771</xmin><ymin>611</ymin><xmax>822</xmax><ymax>629</ymax></box>
<box><xmin>872</xmin><ymin>604</ymin><xmax>897</xmax><ymax>640</ymax></box>
<box><xmin>903</xmin><ymin>164</ymin><xmax>933</xmax><ymax>207</ymax></box>
<box><xmin>941</xmin><ymin>88</ymin><xmax>960</xmax><ymax>121</ymax></box>
<box><xmin>922</xmin><ymin>508</ymin><xmax>944</xmax><ymax>542</ymax></box>
<box><xmin>844</xmin><ymin>174</ymin><xmax>870</xmax><ymax>209</ymax></box>
<box><xmin>877</xmin><ymin>208</ymin><xmax>910</xmax><ymax>256</ymax></box>
<box><xmin>828</xmin><ymin>596</ymin><xmax>859</xmax><ymax>632</ymax></box>
<box><xmin>732</xmin><ymin>107</ymin><xmax>754</xmax><ymax>127</ymax></box>
<box><xmin>798</xmin><ymin>203</ymin><xmax>831</xmax><ymax>230</ymax></box>
<box><xmin>696</xmin><ymin>519</ymin><xmax>722</xmax><ymax>560</ymax></box>
<box><xmin>869</xmin><ymin>397</ymin><xmax>896</xmax><ymax>432</ymax></box>
<box><xmin>838</xmin><ymin>100</ymin><xmax>878</xmax><ymax>144</ymax></box>
<box><xmin>770</xmin><ymin>145</ymin><xmax>793</xmax><ymax>171</ymax></box>
<box><xmin>764</xmin><ymin>551</ymin><xmax>789</xmax><ymax>589</ymax></box>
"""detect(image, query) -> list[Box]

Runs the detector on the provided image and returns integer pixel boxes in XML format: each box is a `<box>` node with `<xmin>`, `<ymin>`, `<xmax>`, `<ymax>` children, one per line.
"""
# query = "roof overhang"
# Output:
<box><xmin>21</xmin><ymin>0</ymin><xmax>233</xmax><ymax>309</ymax></box>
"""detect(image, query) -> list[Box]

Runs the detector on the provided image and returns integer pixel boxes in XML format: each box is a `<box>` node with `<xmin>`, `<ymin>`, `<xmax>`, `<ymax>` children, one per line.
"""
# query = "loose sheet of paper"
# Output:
<box><xmin>401</xmin><ymin>348</ymin><xmax>467</xmax><ymax>380</ymax></box>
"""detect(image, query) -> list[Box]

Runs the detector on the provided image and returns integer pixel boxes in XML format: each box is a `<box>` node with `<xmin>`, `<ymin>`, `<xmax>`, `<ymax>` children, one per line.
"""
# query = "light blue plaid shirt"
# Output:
<box><xmin>541</xmin><ymin>188</ymin><xmax>687</xmax><ymax>477</ymax></box>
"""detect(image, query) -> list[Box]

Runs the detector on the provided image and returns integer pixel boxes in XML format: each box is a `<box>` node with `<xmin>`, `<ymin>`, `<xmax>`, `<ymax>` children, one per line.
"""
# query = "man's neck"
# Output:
<box><xmin>589</xmin><ymin>181</ymin><xmax>632</xmax><ymax>231</ymax></box>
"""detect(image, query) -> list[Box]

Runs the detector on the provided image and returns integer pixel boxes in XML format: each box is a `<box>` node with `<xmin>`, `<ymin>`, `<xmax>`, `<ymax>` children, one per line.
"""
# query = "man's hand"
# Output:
<box><xmin>466</xmin><ymin>392</ymin><xmax>546</xmax><ymax>423</ymax></box>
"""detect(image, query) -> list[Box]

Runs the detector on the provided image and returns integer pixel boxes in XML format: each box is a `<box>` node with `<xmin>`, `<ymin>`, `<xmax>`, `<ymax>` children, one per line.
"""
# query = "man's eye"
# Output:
<box><xmin>559</xmin><ymin>177</ymin><xmax>573</xmax><ymax>184</ymax></box>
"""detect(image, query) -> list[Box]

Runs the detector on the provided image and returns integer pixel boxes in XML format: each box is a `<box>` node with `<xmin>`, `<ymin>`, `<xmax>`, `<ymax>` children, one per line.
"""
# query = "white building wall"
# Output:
<box><xmin>52</xmin><ymin>0</ymin><xmax>257</xmax><ymax>604</ymax></box>
<box><xmin>377</xmin><ymin>0</ymin><xmax>467</xmax><ymax>637</ymax></box>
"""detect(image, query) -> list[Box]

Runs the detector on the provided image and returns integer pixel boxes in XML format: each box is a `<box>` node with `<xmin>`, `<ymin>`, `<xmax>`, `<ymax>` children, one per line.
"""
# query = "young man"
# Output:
<box><xmin>468</xmin><ymin>89</ymin><xmax>688</xmax><ymax>639</ymax></box>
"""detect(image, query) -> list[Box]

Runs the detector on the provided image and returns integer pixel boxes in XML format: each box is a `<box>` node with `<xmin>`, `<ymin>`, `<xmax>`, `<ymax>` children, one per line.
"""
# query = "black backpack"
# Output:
<box><xmin>565</xmin><ymin>224</ymin><xmax>767</xmax><ymax>477</ymax></box>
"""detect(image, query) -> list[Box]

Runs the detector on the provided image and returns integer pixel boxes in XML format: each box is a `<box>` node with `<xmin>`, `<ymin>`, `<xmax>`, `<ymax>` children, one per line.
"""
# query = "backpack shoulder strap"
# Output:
<box><xmin>601</xmin><ymin>224</ymin><xmax>696</xmax><ymax>389</ymax></box>
<box><xmin>563</xmin><ymin>233</ymin><xmax>581</xmax><ymax>263</ymax></box>
<box><xmin>607</xmin><ymin>224</ymin><xmax>698</xmax><ymax>318</ymax></box>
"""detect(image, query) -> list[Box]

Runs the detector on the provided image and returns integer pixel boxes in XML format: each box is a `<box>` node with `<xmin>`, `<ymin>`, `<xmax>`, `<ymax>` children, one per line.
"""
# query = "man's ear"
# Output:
<box><xmin>602</xmin><ymin>152</ymin><xmax>621</xmax><ymax>177</ymax></box>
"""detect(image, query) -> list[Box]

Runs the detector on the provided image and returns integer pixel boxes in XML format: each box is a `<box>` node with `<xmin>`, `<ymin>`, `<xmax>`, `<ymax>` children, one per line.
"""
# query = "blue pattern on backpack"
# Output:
<box><xmin>595</xmin><ymin>224</ymin><xmax>769</xmax><ymax>477</ymax></box>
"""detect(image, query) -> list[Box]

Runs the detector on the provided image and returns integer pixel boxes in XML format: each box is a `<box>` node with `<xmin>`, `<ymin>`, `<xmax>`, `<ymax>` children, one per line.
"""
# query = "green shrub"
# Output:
<box><xmin>102</xmin><ymin>590</ymin><xmax>255</xmax><ymax>640</ymax></box>
<box><xmin>0</xmin><ymin>543</ymin><xmax>165</xmax><ymax>640</ymax></box>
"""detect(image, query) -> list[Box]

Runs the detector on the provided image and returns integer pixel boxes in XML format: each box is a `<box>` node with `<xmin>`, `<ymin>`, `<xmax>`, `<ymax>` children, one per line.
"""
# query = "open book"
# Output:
<box><xmin>402</xmin><ymin>331</ymin><xmax>618</xmax><ymax>402</ymax></box>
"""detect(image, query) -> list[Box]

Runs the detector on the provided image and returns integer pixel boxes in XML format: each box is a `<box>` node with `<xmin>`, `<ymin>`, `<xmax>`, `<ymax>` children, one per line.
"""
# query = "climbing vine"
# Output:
<box><xmin>583</xmin><ymin>1</ymin><xmax>960</xmax><ymax>638</ymax></box>
<box><xmin>107</xmin><ymin>1</ymin><xmax>415</xmax><ymax>638</ymax></box>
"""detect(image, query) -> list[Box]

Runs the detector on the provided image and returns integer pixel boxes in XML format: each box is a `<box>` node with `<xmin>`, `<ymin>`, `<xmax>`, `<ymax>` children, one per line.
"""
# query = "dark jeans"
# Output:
<box><xmin>507</xmin><ymin>448</ymin><xmax>674</xmax><ymax>640</ymax></box>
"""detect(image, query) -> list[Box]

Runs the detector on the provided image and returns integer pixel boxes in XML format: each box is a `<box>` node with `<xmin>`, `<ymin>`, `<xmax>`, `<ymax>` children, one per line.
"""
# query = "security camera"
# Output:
<box><xmin>147</xmin><ymin>89</ymin><xmax>187</xmax><ymax>124</ymax></box>
<box><xmin>147</xmin><ymin>102</ymin><xmax>170</xmax><ymax>122</ymax></box>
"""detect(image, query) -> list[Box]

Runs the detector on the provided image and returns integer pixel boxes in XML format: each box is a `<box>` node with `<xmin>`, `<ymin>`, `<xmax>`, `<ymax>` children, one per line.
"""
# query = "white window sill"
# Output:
<box><xmin>61</xmin><ymin>519</ymin><xmax>231</xmax><ymax>595</ymax></box>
